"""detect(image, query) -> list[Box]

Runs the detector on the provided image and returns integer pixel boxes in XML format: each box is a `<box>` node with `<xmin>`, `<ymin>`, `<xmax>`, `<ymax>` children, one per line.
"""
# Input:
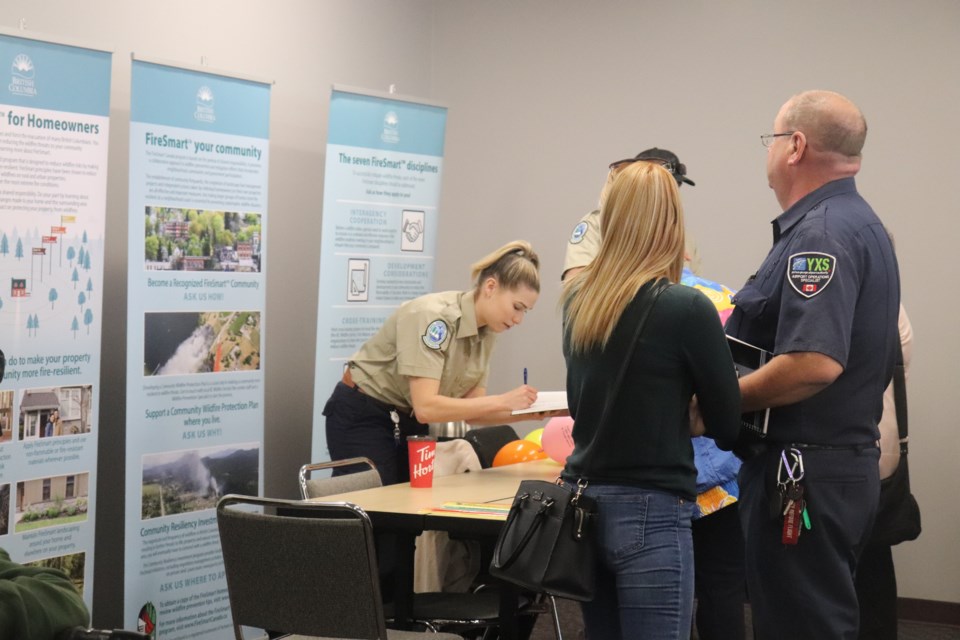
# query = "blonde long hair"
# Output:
<box><xmin>471</xmin><ymin>240</ymin><xmax>540</xmax><ymax>293</ymax></box>
<box><xmin>562</xmin><ymin>162</ymin><xmax>685</xmax><ymax>353</ymax></box>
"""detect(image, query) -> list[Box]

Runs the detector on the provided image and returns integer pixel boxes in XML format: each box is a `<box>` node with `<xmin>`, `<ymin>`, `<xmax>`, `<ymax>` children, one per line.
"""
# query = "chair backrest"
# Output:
<box><xmin>217</xmin><ymin>494</ymin><xmax>388</xmax><ymax>639</ymax></box>
<box><xmin>57</xmin><ymin>629</ymin><xmax>149</xmax><ymax>640</ymax></box>
<box><xmin>462</xmin><ymin>425</ymin><xmax>520</xmax><ymax>468</ymax></box>
<box><xmin>298</xmin><ymin>456</ymin><xmax>382</xmax><ymax>499</ymax></box>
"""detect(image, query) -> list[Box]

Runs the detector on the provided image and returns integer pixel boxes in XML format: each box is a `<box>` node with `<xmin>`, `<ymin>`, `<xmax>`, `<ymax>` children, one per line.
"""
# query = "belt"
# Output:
<box><xmin>341</xmin><ymin>368</ymin><xmax>409</xmax><ymax>415</ymax></box>
<box><xmin>770</xmin><ymin>441</ymin><xmax>877</xmax><ymax>452</ymax></box>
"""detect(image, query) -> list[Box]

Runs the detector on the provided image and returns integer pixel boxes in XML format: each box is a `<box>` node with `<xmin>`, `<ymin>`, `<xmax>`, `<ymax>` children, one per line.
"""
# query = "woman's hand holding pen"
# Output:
<box><xmin>500</xmin><ymin>384</ymin><xmax>538</xmax><ymax>412</ymax></box>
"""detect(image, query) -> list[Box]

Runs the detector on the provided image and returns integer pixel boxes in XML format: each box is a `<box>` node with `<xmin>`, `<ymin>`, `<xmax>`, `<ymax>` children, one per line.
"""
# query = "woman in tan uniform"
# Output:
<box><xmin>324</xmin><ymin>240</ymin><xmax>543</xmax><ymax>485</ymax></box>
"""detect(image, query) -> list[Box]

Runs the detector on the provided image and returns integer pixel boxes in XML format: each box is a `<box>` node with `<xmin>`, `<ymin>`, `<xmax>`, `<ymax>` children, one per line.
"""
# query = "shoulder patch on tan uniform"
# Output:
<box><xmin>422</xmin><ymin>319</ymin><xmax>449</xmax><ymax>350</ymax></box>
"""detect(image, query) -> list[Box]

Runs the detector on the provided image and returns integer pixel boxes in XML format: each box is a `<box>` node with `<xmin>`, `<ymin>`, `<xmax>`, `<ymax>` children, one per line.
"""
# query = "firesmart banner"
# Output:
<box><xmin>311</xmin><ymin>86</ymin><xmax>447</xmax><ymax>462</ymax></box>
<box><xmin>125</xmin><ymin>57</ymin><xmax>270</xmax><ymax>639</ymax></box>
<box><xmin>0</xmin><ymin>29</ymin><xmax>111</xmax><ymax>616</ymax></box>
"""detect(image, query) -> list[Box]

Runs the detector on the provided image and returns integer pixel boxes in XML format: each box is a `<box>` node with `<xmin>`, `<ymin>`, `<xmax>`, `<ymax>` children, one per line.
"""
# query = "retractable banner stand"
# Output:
<box><xmin>311</xmin><ymin>87</ymin><xmax>447</xmax><ymax>463</ymax></box>
<box><xmin>0</xmin><ymin>30</ymin><xmax>111</xmax><ymax>613</ymax></box>
<box><xmin>126</xmin><ymin>58</ymin><xmax>270</xmax><ymax>639</ymax></box>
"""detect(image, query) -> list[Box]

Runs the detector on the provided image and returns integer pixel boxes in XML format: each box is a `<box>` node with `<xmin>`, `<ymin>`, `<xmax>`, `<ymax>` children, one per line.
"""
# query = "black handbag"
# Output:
<box><xmin>490</xmin><ymin>280</ymin><xmax>670</xmax><ymax>601</ymax></box>
<box><xmin>870</xmin><ymin>342</ymin><xmax>921</xmax><ymax>546</ymax></box>
<box><xmin>489</xmin><ymin>478</ymin><xmax>598</xmax><ymax>601</ymax></box>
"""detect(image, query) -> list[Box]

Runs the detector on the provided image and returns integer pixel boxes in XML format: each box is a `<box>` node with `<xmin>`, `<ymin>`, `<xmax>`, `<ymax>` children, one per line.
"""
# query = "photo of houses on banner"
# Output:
<box><xmin>12</xmin><ymin>472</ymin><xmax>90</xmax><ymax>534</ymax></box>
<box><xmin>144</xmin><ymin>206</ymin><xmax>261</xmax><ymax>272</ymax></box>
<box><xmin>15</xmin><ymin>385</ymin><xmax>93</xmax><ymax>441</ymax></box>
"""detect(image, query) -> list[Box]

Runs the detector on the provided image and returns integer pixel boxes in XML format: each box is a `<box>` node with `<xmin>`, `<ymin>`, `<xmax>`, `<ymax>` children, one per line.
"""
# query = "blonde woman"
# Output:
<box><xmin>560</xmin><ymin>162</ymin><xmax>740</xmax><ymax>639</ymax></box>
<box><xmin>324</xmin><ymin>240</ymin><xmax>543</xmax><ymax>485</ymax></box>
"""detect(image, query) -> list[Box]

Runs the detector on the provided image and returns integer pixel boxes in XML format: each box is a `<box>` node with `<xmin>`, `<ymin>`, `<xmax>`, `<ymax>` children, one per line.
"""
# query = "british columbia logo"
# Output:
<box><xmin>570</xmin><ymin>221</ymin><xmax>588</xmax><ymax>244</ymax></box>
<box><xmin>194</xmin><ymin>85</ymin><xmax>216</xmax><ymax>123</ymax></box>
<box><xmin>381</xmin><ymin>110</ymin><xmax>399</xmax><ymax>144</ymax></box>
<box><xmin>422</xmin><ymin>319</ymin><xmax>448</xmax><ymax>350</ymax></box>
<box><xmin>9</xmin><ymin>53</ymin><xmax>37</xmax><ymax>97</ymax></box>
<box><xmin>787</xmin><ymin>252</ymin><xmax>836</xmax><ymax>298</ymax></box>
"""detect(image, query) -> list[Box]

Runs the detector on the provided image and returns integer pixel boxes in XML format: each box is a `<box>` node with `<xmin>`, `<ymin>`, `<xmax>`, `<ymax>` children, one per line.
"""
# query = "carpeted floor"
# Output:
<box><xmin>528</xmin><ymin>598</ymin><xmax>960</xmax><ymax>640</ymax></box>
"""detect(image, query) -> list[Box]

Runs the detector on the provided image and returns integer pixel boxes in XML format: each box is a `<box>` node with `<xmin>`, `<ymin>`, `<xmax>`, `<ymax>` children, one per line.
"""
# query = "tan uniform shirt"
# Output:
<box><xmin>562</xmin><ymin>208</ymin><xmax>601</xmax><ymax>277</ymax></box>
<box><xmin>349</xmin><ymin>290</ymin><xmax>496</xmax><ymax>411</ymax></box>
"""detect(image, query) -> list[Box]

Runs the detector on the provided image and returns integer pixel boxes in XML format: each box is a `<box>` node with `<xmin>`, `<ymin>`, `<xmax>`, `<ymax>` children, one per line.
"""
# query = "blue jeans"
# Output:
<box><xmin>576</xmin><ymin>483</ymin><xmax>695</xmax><ymax>640</ymax></box>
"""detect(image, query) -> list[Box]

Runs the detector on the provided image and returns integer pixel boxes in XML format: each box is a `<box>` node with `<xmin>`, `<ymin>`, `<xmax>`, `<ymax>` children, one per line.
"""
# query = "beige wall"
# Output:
<box><xmin>430</xmin><ymin>0</ymin><xmax>960</xmax><ymax>604</ymax></box>
<box><xmin>1</xmin><ymin>0</ymin><xmax>956</xmax><ymax>617</ymax></box>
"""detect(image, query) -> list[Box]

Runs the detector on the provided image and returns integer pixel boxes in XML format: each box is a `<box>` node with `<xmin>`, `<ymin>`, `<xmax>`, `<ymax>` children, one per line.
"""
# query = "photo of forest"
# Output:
<box><xmin>26</xmin><ymin>551</ymin><xmax>85</xmax><ymax>595</ymax></box>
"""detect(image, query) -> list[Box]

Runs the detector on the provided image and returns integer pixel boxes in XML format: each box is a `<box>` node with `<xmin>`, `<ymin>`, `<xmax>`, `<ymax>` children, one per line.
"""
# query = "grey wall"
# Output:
<box><xmin>430</xmin><ymin>0</ymin><xmax>960</xmax><ymax>604</ymax></box>
<box><xmin>1</xmin><ymin>0</ymin><xmax>957</xmax><ymax>623</ymax></box>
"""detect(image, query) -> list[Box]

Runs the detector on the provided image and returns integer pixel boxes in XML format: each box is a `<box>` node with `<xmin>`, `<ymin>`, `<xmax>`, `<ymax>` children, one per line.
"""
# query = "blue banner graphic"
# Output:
<box><xmin>310</xmin><ymin>88</ymin><xmax>447</xmax><ymax>463</ymax></box>
<box><xmin>125</xmin><ymin>59</ymin><xmax>270</xmax><ymax>639</ymax></box>
<box><xmin>0</xmin><ymin>31</ymin><xmax>112</xmax><ymax>618</ymax></box>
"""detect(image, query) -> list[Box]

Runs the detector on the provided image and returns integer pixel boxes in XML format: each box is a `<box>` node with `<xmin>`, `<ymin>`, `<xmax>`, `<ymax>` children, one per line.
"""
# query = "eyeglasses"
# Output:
<box><xmin>760</xmin><ymin>132</ymin><xmax>796</xmax><ymax>148</ymax></box>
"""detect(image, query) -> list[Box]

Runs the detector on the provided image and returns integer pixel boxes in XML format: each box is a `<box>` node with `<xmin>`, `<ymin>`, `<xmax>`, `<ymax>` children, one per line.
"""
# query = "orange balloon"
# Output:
<box><xmin>492</xmin><ymin>439</ymin><xmax>548</xmax><ymax>467</ymax></box>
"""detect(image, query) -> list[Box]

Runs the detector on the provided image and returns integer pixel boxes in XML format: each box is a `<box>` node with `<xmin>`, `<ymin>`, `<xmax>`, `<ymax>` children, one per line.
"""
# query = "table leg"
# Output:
<box><xmin>391</xmin><ymin>532</ymin><xmax>417</xmax><ymax>630</ymax></box>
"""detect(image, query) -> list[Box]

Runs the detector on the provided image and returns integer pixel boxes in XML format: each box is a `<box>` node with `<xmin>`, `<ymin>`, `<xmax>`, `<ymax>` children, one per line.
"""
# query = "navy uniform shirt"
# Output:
<box><xmin>725</xmin><ymin>177</ymin><xmax>900</xmax><ymax>445</ymax></box>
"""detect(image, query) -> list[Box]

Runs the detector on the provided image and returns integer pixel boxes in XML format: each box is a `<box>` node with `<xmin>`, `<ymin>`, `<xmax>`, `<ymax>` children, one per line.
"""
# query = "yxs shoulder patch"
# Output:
<box><xmin>787</xmin><ymin>252</ymin><xmax>836</xmax><ymax>298</ymax></box>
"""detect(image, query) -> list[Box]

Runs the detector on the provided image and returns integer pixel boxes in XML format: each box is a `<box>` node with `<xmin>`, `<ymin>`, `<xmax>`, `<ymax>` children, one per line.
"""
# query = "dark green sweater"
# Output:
<box><xmin>0</xmin><ymin>547</ymin><xmax>90</xmax><ymax>640</ymax></box>
<box><xmin>563</xmin><ymin>281</ymin><xmax>741</xmax><ymax>500</ymax></box>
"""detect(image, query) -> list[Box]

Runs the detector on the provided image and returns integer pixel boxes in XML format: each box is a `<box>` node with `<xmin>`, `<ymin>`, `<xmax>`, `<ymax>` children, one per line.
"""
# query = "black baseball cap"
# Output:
<box><xmin>608</xmin><ymin>147</ymin><xmax>695</xmax><ymax>187</ymax></box>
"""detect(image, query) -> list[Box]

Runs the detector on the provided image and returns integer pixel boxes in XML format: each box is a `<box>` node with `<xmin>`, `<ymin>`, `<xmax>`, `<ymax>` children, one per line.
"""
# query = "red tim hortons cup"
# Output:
<box><xmin>407</xmin><ymin>435</ymin><xmax>437</xmax><ymax>488</ymax></box>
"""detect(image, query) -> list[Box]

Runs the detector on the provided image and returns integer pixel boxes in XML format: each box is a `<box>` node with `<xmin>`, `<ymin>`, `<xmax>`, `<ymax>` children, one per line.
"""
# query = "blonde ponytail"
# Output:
<box><xmin>471</xmin><ymin>240</ymin><xmax>541</xmax><ymax>293</ymax></box>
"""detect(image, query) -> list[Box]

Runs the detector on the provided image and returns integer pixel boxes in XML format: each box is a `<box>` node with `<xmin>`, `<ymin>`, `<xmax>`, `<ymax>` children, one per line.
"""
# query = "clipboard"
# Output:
<box><xmin>726</xmin><ymin>335</ymin><xmax>772</xmax><ymax>439</ymax></box>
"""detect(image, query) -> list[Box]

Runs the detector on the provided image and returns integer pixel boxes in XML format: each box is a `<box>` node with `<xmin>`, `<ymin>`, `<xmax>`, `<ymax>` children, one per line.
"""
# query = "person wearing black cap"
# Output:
<box><xmin>562</xmin><ymin>148</ymin><xmax>694</xmax><ymax>281</ymax></box>
<box><xmin>562</xmin><ymin>151</ymin><xmax>749</xmax><ymax>640</ymax></box>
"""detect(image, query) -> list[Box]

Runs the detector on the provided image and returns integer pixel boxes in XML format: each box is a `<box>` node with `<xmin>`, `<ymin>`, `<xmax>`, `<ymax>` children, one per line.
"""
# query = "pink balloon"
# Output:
<box><xmin>541</xmin><ymin>416</ymin><xmax>575</xmax><ymax>465</ymax></box>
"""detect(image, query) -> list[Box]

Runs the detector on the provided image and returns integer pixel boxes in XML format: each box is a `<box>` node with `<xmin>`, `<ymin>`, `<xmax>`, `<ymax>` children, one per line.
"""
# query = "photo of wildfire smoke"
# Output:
<box><xmin>140</xmin><ymin>443</ymin><xmax>259</xmax><ymax>520</ymax></box>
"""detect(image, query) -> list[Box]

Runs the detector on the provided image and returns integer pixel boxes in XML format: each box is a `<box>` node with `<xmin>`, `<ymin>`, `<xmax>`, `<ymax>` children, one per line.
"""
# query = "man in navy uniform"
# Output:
<box><xmin>726</xmin><ymin>90</ymin><xmax>900</xmax><ymax>639</ymax></box>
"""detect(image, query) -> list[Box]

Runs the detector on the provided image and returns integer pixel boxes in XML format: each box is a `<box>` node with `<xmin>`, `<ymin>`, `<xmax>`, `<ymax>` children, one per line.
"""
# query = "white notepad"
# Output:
<box><xmin>511</xmin><ymin>390</ymin><xmax>568</xmax><ymax>415</ymax></box>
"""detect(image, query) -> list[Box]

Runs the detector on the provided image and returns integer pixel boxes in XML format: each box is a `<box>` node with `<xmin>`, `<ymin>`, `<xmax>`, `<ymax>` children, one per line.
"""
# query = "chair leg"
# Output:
<box><xmin>548</xmin><ymin>596</ymin><xmax>563</xmax><ymax>640</ymax></box>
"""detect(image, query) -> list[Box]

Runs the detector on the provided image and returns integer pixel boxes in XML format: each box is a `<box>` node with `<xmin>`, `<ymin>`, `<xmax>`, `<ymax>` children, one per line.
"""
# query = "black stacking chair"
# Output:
<box><xmin>462</xmin><ymin>425</ymin><xmax>521</xmax><ymax>469</ymax></box>
<box><xmin>296</xmin><ymin>456</ymin><xmax>559</xmax><ymax>638</ymax></box>
<box><xmin>298</xmin><ymin>456</ymin><xmax>383</xmax><ymax>499</ymax></box>
<box><xmin>216</xmin><ymin>494</ymin><xmax>463</xmax><ymax>640</ymax></box>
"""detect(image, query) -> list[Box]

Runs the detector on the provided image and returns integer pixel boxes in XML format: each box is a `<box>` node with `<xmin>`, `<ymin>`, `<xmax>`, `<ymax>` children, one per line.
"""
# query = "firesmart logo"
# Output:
<box><xmin>9</xmin><ymin>53</ymin><xmax>37</xmax><ymax>97</ymax></box>
<box><xmin>194</xmin><ymin>85</ymin><xmax>216</xmax><ymax>123</ymax></box>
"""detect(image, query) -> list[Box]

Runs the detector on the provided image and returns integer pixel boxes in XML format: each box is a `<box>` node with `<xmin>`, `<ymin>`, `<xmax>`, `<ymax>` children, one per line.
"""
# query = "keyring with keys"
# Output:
<box><xmin>777</xmin><ymin>447</ymin><xmax>811</xmax><ymax>543</ymax></box>
<box><xmin>778</xmin><ymin>447</ymin><xmax>804</xmax><ymax>485</ymax></box>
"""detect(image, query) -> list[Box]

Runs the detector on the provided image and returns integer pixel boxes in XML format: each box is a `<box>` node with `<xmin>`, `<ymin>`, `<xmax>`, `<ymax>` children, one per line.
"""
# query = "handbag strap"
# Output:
<box><xmin>580</xmin><ymin>278</ymin><xmax>671</xmax><ymax>474</ymax></box>
<box><xmin>491</xmin><ymin>493</ymin><xmax>549</xmax><ymax>570</ymax></box>
<box><xmin>892</xmin><ymin>339</ymin><xmax>908</xmax><ymax>448</ymax></box>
